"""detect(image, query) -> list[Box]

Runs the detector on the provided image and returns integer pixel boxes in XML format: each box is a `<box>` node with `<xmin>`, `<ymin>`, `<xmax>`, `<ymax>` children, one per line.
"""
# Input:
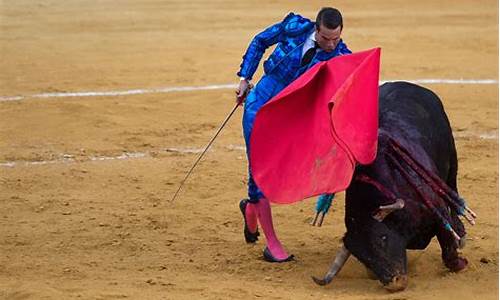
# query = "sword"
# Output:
<box><xmin>169</xmin><ymin>84</ymin><xmax>251</xmax><ymax>203</ymax></box>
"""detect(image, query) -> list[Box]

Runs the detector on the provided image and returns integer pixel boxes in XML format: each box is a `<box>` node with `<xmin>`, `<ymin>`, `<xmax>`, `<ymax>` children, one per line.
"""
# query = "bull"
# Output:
<box><xmin>312</xmin><ymin>81</ymin><xmax>475</xmax><ymax>292</ymax></box>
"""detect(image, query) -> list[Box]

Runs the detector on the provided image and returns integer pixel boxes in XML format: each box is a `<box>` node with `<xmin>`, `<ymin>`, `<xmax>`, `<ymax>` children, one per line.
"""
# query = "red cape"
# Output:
<box><xmin>250</xmin><ymin>48</ymin><xmax>381</xmax><ymax>204</ymax></box>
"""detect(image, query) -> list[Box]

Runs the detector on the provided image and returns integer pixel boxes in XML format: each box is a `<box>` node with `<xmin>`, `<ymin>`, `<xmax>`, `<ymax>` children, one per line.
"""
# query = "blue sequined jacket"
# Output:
<box><xmin>237</xmin><ymin>13</ymin><xmax>351</xmax><ymax>86</ymax></box>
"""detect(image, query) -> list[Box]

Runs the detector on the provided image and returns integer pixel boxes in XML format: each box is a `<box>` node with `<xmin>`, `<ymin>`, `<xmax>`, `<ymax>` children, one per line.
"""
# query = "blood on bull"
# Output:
<box><xmin>312</xmin><ymin>81</ymin><xmax>475</xmax><ymax>292</ymax></box>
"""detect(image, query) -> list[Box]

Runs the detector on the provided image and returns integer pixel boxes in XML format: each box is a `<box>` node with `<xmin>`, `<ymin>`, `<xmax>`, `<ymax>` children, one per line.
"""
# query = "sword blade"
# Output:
<box><xmin>170</xmin><ymin>102</ymin><xmax>241</xmax><ymax>202</ymax></box>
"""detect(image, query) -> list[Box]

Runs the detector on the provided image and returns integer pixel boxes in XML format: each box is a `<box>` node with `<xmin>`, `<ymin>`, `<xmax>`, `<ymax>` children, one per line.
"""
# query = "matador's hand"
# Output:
<box><xmin>235</xmin><ymin>79</ymin><xmax>253</xmax><ymax>105</ymax></box>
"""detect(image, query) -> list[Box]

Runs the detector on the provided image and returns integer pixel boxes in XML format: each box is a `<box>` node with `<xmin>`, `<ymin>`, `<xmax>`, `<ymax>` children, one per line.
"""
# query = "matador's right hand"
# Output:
<box><xmin>235</xmin><ymin>78</ymin><xmax>253</xmax><ymax>105</ymax></box>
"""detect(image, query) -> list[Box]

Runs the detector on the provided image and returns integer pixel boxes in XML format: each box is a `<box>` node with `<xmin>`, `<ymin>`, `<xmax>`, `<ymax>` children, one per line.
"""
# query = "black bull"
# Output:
<box><xmin>313</xmin><ymin>81</ymin><xmax>473</xmax><ymax>292</ymax></box>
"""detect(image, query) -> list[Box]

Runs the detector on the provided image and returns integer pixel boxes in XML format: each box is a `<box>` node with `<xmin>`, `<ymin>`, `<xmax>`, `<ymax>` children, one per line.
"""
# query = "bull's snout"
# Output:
<box><xmin>383</xmin><ymin>274</ymin><xmax>408</xmax><ymax>292</ymax></box>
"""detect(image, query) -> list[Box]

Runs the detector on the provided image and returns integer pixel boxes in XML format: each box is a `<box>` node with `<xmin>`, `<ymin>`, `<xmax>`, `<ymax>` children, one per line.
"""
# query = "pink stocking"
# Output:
<box><xmin>255</xmin><ymin>197</ymin><xmax>290</xmax><ymax>260</ymax></box>
<box><xmin>245</xmin><ymin>202</ymin><xmax>258</xmax><ymax>233</ymax></box>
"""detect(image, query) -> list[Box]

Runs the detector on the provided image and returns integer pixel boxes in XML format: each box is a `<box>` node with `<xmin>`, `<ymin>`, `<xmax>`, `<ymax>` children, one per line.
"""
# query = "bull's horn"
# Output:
<box><xmin>312</xmin><ymin>244</ymin><xmax>351</xmax><ymax>286</ymax></box>
<box><xmin>372</xmin><ymin>198</ymin><xmax>405</xmax><ymax>222</ymax></box>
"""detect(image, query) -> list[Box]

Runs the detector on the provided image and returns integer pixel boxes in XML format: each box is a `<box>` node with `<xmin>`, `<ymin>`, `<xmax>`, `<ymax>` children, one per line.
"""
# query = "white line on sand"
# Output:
<box><xmin>0</xmin><ymin>147</ymin><xmax>211</xmax><ymax>168</ymax></box>
<box><xmin>1</xmin><ymin>131</ymin><xmax>497</xmax><ymax>168</ymax></box>
<box><xmin>0</xmin><ymin>79</ymin><xmax>497</xmax><ymax>102</ymax></box>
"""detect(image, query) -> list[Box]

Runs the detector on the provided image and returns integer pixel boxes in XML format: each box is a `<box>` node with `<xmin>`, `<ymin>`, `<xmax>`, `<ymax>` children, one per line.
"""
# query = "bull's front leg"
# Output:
<box><xmin>436</xmin><ymin>225</ymin><xmax>468</xmax><ymax>272</ymax></box>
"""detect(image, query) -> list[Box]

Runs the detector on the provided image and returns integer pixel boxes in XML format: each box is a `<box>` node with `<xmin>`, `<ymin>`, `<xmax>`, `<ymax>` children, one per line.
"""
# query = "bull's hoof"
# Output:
<box><xmin>383</xmin><ymin>274</ymin><xmax>408</xmax><ymax>292</ymax></box>
<box><xmin>239</xmin><ymin>199</ymin><xmax>260</xmax><ymax>244</ymax></box>
<box><xmin>446</xmin><ymin>257</ymin><xmax>468</xmax><ymax>272</ymax></box>
<box><xmin>311</xmin><ymin>276</ymin><xmax>330</xmax><ymax>286</ymax></box>
<box><xmin>263</xmin><ymin>247</ymin><xmax>294</xmax><ymax>263</ymax></box>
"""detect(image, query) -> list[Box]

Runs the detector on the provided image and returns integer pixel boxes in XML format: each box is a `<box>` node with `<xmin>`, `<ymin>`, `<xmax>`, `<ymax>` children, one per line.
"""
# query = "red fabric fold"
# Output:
<box><xmin>250</xmin><ymin>48</ymin><xmax>381</xmax><ymax>204</ymax></box>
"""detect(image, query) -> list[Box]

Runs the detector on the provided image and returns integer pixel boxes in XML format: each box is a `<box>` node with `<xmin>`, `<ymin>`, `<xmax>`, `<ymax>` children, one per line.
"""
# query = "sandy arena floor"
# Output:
<box><xmin>0</xmin><ymin>1</ymin><xmax>498</xmax><ymax>299</ymax></box>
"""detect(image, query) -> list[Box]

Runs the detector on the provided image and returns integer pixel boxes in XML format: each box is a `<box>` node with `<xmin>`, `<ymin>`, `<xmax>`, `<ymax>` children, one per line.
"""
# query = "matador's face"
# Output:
<box><xmin>315</xmin><ymin>24</ymin><xmax>342</xmax><ymax>53</ymax></box>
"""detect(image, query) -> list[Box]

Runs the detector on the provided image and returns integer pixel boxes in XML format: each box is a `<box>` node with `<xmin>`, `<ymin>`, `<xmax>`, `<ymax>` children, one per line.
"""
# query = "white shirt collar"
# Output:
<box><xmin>302</xmin><ymin>31</ymin><xmax>317</xmax><ymax>56</ymax></box>
<box><xmin>310</xmin><ymin>31</ymin><xmax>317</xmax><ymax>42</ymax></box>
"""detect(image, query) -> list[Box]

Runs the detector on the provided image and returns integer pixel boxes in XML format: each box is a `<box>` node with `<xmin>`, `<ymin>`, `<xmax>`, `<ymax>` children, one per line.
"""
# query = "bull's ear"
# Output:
<box><xmin>372</xmin><ymin>199</ymin><xmax>405</xmax><ymax>222</ymax></box>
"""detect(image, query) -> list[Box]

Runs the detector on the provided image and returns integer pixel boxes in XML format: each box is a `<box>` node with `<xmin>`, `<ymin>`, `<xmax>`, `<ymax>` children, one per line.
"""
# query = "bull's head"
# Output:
<box><xmin>313</xmin><ymin>199</ymin><xmax>408</xmax><ymax>292</ymax></box>
<box><xmin>344</xmin><ymin>219</ymin><xmax>408</xmax><ymax>292</ymax></box>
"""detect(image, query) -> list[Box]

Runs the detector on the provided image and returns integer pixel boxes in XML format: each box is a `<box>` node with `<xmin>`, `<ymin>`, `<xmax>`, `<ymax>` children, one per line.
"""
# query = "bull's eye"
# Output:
<box><xmin>379</xmin><ymin>235</ymin><xmax>388</xmax><ymax>248</ymax></box>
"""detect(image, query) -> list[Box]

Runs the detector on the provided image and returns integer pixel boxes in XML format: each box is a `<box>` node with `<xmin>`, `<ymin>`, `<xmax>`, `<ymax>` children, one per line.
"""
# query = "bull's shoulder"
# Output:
<box><xmin>378</xmin><ymin>81</ymin><xmax>447</xmax><ymax>120</ymax></box>
<box><xmin>380</xmin><ymin>81</ymin><xmax>440</xmax><ymax>103</ymax></box>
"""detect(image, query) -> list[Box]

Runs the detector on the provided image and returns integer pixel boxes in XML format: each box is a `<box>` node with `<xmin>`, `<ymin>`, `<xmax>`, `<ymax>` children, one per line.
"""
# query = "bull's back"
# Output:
<box><xmin>378</xmin><ymin>81</ymin><xmax>455</xmax><ymax>179</ymax></box>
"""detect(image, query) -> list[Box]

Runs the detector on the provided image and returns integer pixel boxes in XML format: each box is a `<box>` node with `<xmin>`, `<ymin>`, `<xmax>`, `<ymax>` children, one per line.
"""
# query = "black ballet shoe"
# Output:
<box><xmin>263</xmin><ymin>247</ymin><xmax>295</xmax><ymax>263</ymax></box>
<box><xmin>239</xmin><ymin>199</ymin><xmax>260</xmax><ymax>243</ymax></box>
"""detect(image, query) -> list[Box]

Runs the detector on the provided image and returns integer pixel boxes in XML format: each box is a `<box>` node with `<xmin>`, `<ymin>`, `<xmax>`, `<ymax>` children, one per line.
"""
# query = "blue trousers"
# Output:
<box><xmin>242</xmin><ymin>75</ymin><xmax>286</xmax><ymax>202</ymax></box>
